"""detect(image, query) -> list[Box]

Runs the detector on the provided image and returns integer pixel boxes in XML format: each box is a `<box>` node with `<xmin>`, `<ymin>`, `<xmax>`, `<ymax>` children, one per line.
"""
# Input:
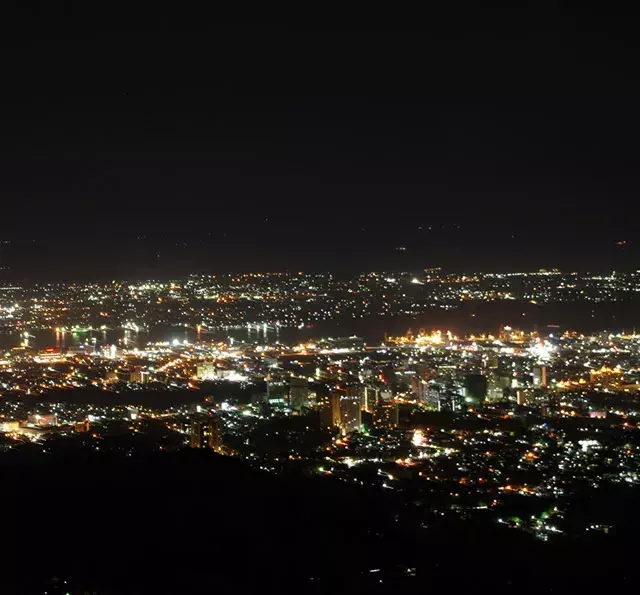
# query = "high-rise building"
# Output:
<box><xmin>516</xmin><ymin>389</ymin><xmax>535</xmax><ymax>406</ymax></box>
<box><xmin>339</xmin><ymin>387</ymin><xmax>362</xmax><ymax>435</ymax></box>
<box><xmin>533</xmin><ymin>366</ymin><xmax>548</xmax><ymax>388</ymax></box>
<box><xmin>318</xmin><ymin>390</ymin><xmax>341</xmax><ymax>429</ymax></box>
<box><xmin>422</xmin><ymin>381</ymin><xmax>441</xmax><ymax>410</ymax></box>
<box><xmin>266</xmin><ymin>374</ymin><xmax>288</xmax><ymax>407</ymax></box>
<box><xmin>410</xmin><ymin>376</ymin><xmax>429</xmax><ymax>403</ymax></box>
<box><xmin>437</xmin><ymin>386</ymin><xmax>465</xmax><ymax>412</ymax></box>
<box><xmin>486</xmin><ymin>353</ymin><xmax>500</xmax><ymax>369</ymax></box>
<box><xmin>372</xmin><ymin>403</ymin><xmax>399</xmax><ymax>429</ymax></box>
<box><xmin>363</xmin><ymin>386</ymin><xmax>378</xmax><ymax>412</ymax></box>
<box><xmin>289</xmin><ymin>376</ymin><xmax>309</xmax><ymax>413</ymax></box>
<box><xmin>190</xmin><ymin>415</ymin><xmax>223</xmax><ymax>451</ymax></box>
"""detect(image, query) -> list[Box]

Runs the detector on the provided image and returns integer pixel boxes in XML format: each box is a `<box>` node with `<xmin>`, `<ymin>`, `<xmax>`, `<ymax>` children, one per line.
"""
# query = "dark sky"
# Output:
<box><xmin>1</xmin><ymin>9</ymin><xmax>639</xmax><ymax>279</ymax></box>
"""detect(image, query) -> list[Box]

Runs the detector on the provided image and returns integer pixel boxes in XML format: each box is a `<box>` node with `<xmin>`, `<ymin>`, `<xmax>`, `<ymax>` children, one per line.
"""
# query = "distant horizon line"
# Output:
<box><xmin>2</xmin><ymin>266</ymin><xmax>639</xmax><ymax>284</ymax></box>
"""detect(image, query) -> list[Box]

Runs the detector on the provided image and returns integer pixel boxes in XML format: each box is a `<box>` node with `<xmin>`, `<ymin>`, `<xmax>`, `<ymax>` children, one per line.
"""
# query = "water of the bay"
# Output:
<box><xmin>2</xmin><ymin>300</ymin><xmax>638</xmax><ymax>352</ymax></box>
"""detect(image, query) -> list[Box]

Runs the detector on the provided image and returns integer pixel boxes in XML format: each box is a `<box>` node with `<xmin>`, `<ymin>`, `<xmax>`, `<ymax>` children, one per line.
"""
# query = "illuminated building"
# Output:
<box><xmin>372</xmin><ymin>403</ymin><xmax>399</xmax><ymax>429</ymax></box>
<box><xmin>438</xmin><ymin>387</ymin><xmax>465</xmax><ymax>412</ymax></box>
<box><xmin>130</xmin><ymin>370</ymin><xmax>150</xmax><ymax>383</ymax></box>
<box><xmin>339</xmin><ymin>387</ymin><xmax>362</xmax><ymax>434</ymax></box>
<box><xmin>487</xmin><ymin>376</ymin><xmax>510</xmax><ymax>401</ymax></box>
<box><xmin>289</xmin><ymin>376</ymin><xmax>309</xmax><ymax>413</ymax></box>
<box><xmin>266</xmin><ymin>376</ymin><xmax>288</xmax><ymax>406</ymax></box>
<box><xmin>533</xmin><ymin>366</ymin><xmax>548</xmax><ymax>388</ymax></box>
<box><xmin>75</xmin><ymin>419</ymin><xmax>90</xmax><ymax>433</ymax></box>
<box><xmin>190</xmin><ymin>415</ymin><xmax>223</xmax><ymax>451</ymax></box>
<box><xmin>318</xmin><ymin>389</ymin><xmax>341</xmax><ymax>429</ymax></box>
<box><xmin>516</xmin><ymin>389</ymin><xmax>529</xmax><ymax>406</ymax></box>
<box><xmin>589</xmin><ymin>365</ymin><xmax>623</xmax><ymax>388</ymax></box>
<box><xmin>486</xmin><ymin>353</ymin><xmax>500</xmax><ymax>369</ymax></box>
<box><xmin>363</xmin><ymin>386</ymin><xmax>378</xmax><ymax>412</ymax></box>
<box><xmin>100</xmin><ymin>344</ymin><xmax>118</xmax><ymax>359</ymax></box>
<box><xmin>1</xmin><ymin>421</ymin><xmax>21</xmax><ymax>433</ymax></box>
<box><xmin>410</xmin><ymin>376</ymin><xmax>428</xmax><ymax>403</ymax></box>
<box><xmin>27</xmin><ymin>413</ymin><xmax>57</xmax><ymax>427</ymax></box>
<box><xmin>516</xmin><ymin>388</ymin><xmax>546</xmax><ymax>407</ymax></box>
<box><xmin>34</xmin><ymin>348</ymin><xmax>66</xmax><ymax>363</ymax></box>
<box><xmin>423</xmin><ymin>384</ymin><xmax>440</xmax><ymax>410</ymax></box>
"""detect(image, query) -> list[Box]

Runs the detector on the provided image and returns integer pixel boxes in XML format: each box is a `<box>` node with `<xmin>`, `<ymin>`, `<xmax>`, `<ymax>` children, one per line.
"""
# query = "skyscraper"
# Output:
<box><xmin>339</xmin><ymin>387</ymin><xmax>362</xmax><ymax>435</ymax></box>
<box><xmin>363</xmin><ymin>386</ymin><xmax>378</xmax><ymax>412</ymax></box>
<box><xmin>318</xmin><ymin>389</ymin><xmax>341</xmax><ymax>429</ymax></box>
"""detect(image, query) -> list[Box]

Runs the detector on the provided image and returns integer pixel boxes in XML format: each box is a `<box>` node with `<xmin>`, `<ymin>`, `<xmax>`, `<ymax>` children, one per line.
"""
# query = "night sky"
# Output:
<box><xmin>1</xmin><ymin>11</ymin><xmax>639</xmax><ymax>279</ymax></box>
